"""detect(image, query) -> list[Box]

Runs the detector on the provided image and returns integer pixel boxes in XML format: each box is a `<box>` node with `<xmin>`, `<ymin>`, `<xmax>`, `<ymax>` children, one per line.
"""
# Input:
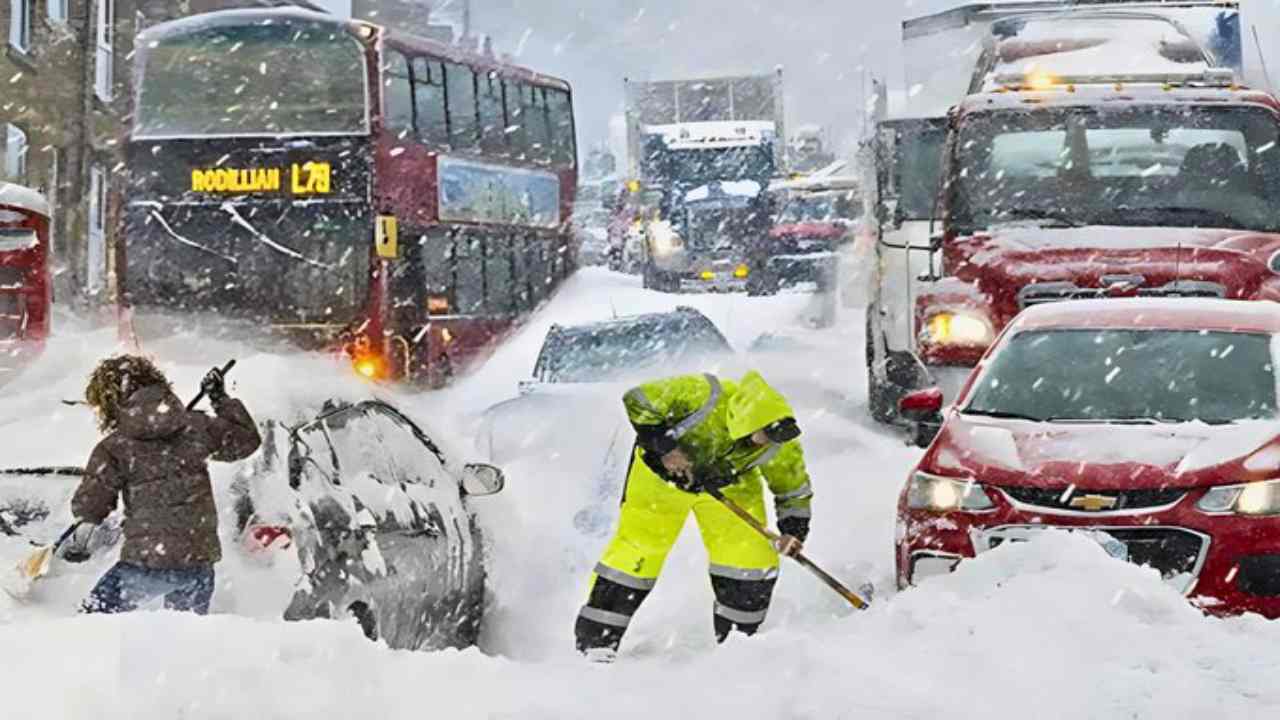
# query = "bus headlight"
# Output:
<box><xmin>1198</xmin><ymin>479</ymin><xmax>1280</xmax><ymax>516</ymax></box>
<box><xmin>907</xmin><ymin>472</ymin><xmax>995</xmax><ymax>512</ymax></box>
<box><xmin>648</xmin><ymin>220</ymin><xmax>684</xmax><ymax>257</ymax></box>
<box><xmin>351</xmin><ymin>353</ymin><xmax>387</xmax><ymax>381</ymax></box>
<box><xmin>923</xmin><ymin>311</ymin><xmax>994</xmax><ymax>347</ymax></box>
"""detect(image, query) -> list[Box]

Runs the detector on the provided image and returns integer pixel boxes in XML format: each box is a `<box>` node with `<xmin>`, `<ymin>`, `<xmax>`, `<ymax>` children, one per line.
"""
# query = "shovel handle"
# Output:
<box><xmin>186</xmin><ymin>360</ymin><xmax>237</xmax><ymax>411</ymax></box>
<box><xmin>705</xmin><ymin>486</ymin><xmax>869</xmax><ymax>610</ymax></box>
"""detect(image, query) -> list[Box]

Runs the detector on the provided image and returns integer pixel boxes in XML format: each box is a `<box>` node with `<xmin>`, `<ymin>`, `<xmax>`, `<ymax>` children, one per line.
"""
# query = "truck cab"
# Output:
<box><xmin>639</xmin><ymin>124</ymin><xmax>777</xmax><ymax>292</ymax></box>
<box><xmin>866</xmin><ymin>1</ymin><xmax>1247</xmax><ymax>423</ymax></box>
<box><xmin>904</xmin><ymin>73</ymin><xmax>1280</xmax><ymax>410</ymax></box>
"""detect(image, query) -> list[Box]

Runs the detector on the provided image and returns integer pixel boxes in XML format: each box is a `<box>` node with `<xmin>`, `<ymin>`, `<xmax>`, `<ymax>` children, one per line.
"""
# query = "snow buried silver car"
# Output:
<box><xmin>233</xmin><ymin>400</ymin><xmax>505</xmax><ymax>650</ymax></box>
<box><xmin>0</xmin><ymin>399</ymin><xmax>504</xmax><ymax>652</ymax></box>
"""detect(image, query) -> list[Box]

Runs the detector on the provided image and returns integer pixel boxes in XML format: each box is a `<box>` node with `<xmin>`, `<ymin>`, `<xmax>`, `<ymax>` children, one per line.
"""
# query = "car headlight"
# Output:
<box><xmin>922</xmin><ymin>310</ymin><xmax>994</xmax><ymax>347</ymax></box>
<box><xmin>648</xmin><ymin>220</ymin><xmax>684</xmax><ymax>257</ymax></box>
<box><xmin>1197</xmin><ymin>479</ymin><xmax>1280</xmax><ymax>516</ymax></box>
<box><xmin>907</xmin><ymin>471</ymin><xmax>995</xmax><ymax>512</ymax></box>
<box><xmin>1270</xmin><ymin>249</ymin><xmax>1280</xmax><ymax>276</ymax></box>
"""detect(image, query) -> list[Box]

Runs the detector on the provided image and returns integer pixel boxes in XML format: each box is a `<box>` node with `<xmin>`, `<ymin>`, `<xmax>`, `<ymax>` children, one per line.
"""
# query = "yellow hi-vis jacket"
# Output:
<box><xmin>622</xmin><ymin>371</ymin><xmax>813</xmax><ymax>520</ymax></box>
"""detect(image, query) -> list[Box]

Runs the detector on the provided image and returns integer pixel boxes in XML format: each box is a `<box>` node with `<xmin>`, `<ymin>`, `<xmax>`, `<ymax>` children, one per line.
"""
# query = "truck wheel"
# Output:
<box><xmin>643</xmin><ymin>263</ymin><xmax>662</xmax><ymax>291</ymax></box>
<box><xmin>866</xmin><ymin>309</ymin><xmax>908</xmax><ymax>424</ymax></box>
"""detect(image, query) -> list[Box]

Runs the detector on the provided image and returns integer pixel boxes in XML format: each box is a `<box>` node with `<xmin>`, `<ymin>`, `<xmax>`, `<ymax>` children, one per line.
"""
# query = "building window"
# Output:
<box><xmin>8</xmin><ymin>0</ymin><xmax>31</xmax><ymax>52</ymax></box>
<box><xmin>87</xmin><ymin>166</ymin><xmax>108</xmax><ymax>294</ymax></box>
<box><xmin>2</xmin><ymin>123</ymin><xmax>28</xmax><ymax>183</ymax></box>
<box><xmin>48</xmin><ymin>0</ymin><xmax>67</xmax><ymax>23</ymax></box>
<box><xmin>94</xmin><ymin>0</ymin><xmax>115</xmax><ymax>102</ymax></box>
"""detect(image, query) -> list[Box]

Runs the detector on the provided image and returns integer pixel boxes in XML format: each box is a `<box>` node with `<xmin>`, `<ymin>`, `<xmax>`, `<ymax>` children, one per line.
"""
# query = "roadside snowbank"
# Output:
<box><xmin>2</xmin><ymin>533</ymin><xmax>1277</xmax><ymax>719</ymax></box>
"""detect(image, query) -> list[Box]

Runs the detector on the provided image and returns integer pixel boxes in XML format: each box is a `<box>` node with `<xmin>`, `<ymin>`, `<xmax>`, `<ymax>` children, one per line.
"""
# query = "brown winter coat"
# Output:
<box><xmin>71</xmin><ymin>385</ymin><xmax>261</xmax><ymax>569</ymax></box>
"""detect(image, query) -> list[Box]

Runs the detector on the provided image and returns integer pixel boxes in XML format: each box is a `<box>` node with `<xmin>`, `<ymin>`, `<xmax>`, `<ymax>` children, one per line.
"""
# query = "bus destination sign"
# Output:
<box><xmin>190</xmin><ymin>161</ymin><xmax>333</xmax><ymax>195</ymax></box>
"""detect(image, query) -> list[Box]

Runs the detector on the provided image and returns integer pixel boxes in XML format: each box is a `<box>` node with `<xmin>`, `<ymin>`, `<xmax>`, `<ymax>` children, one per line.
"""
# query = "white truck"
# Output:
<box><xmin>865</xmin><ymin>1</ymin><xmax>1244</xmax><ymax>423</ymax></box>
<box><xmin>622</xmin><ymin>72</ymin><xmax>787</xmax><ymax>292</ymax></box>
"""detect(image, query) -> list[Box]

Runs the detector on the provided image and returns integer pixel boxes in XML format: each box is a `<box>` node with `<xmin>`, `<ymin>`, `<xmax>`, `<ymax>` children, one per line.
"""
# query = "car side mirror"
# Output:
<box><xmin>900</xmin><ymin>388</ymin><xmax>945</xmax><ymax>449</ymax></box>
<box><xmin>461</xmin><ymin>463</ymin><xmax>506</xmax><ymax>497</ymax></box>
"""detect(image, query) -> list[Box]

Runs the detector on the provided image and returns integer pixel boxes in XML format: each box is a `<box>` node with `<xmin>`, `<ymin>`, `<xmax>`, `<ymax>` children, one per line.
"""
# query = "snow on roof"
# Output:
<box><xmin>982</xmin><ymin>13</ymin><xmax>1210</xmax><ymax>89</ymax></box>
<box><xmin>645</xmin><ymin>121</ymin><xmax>777</xmax><ymax>149</ymax></box>
<box><xmin>1013</xmin><ymin>298</ymin><xmax>1280</xmax><ymax>334</ymax></box>
<box><xmin>0</xmin><ymin>183</ymin><xmax>50</xmax><ymax>218</ymax></box>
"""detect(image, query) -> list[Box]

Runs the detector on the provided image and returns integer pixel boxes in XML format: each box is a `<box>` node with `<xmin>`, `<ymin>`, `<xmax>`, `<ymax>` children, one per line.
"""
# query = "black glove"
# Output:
<box><xmin>778</xmin><ymin>515</ymin><xmax>810</xmax><ymax>543</ymax></box>
<box><xmin>201</xmin><ymin>366</ymin><xmax>228</xmax><ymax>404</ymax></box>
<box><xmin>61</xmin><ymin>522</ymin><xmax>96</xmax><ymax>564</ymax></box>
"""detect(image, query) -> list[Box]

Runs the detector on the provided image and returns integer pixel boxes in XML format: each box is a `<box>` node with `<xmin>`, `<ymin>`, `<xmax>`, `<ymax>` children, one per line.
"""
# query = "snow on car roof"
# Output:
<box><xmin>0</xmin><ymin>183</ymin><xmax>50</xmax><ymax>218</ymax></box>
<box><xmin>1012</xmin><ymin>298</ymin><xmax>1280</xmax><ymax>334</ymax></box>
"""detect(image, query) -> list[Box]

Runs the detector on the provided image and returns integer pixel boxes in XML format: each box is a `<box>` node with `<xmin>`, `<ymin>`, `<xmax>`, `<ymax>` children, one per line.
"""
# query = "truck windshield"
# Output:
<box><xmin>965</xmin><ymin>329</ymin><xmax>1278</xmax><ymax>424</ymax></box>
<box><xmin>134</xmin><ymin>19</ymin><xmax>368</xmax><ymax>138</ymax></box>
<box><xmin>951</xmin><ymin>105</ymin><xmax>1280</xmax><ymax>233</ymax></box>
<box><xmin>646</xmin><ymin>143</ymin><xmax>775</xmax><ymax>185</ymax></box>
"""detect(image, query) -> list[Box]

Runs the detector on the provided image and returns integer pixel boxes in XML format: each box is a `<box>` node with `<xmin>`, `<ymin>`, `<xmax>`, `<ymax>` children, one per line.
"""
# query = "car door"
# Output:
<box><xmin>354</xmin><ymin>403</ymin><xmax>484</xmax><ymax>651</ymax></box>
<box><xmin>284</xmin><ymin>402</ymin><xmax>482</xmax><ymax>651</ymax></box>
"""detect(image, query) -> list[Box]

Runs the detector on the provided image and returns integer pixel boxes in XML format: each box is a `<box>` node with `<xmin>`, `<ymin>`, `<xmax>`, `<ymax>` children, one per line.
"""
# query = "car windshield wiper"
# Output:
<box><xmin>990</xmin><ymin>208</ymin><xmax>1085</xmax><ymax>228</ymax></box>
<box><xmin>962</xmin><ymin>408</ymin><xmax>1042</xmax><ymax>422</ymax></box>
<box><xmin>1094</xmin><ymin>206</ymin><xmax>1249</xmax><ymax>231</ymax></box>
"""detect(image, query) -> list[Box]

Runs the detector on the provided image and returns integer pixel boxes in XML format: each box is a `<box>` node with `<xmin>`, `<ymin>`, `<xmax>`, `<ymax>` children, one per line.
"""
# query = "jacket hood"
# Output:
<box><xmin>726</xmin><ymin>371</ymin><xmax>794</xmax><ymax>440</ymax></box>
<box><xmin>116</xmin><ymin>385</ymin><xmax>187</xmax><ymax>441</ymax></box>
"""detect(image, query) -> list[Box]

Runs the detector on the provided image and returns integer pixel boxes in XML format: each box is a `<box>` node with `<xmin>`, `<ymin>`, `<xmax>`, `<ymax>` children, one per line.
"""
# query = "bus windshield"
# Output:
<box><xmin>134</xmin><ymin>19</ymin><xmax>368</xmax><ymax>138</ymax></box>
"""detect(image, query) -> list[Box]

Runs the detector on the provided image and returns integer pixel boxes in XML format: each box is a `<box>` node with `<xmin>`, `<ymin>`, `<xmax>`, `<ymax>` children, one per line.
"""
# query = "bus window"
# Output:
<box><xmin>414</xmin><ymin>57</ymin><xmax>449</xmax><ymax>146</ymax></box>
<box><xmin>478</xmin><ymin>71</ymin><xmax>506</xmax><ymax>155</ymax></box>
<box><xmin>504</xmin><ymin>80</ymin><xmax>528</xmax><ymax>159</ymax></box>
<box><xmin>421</xmin><ymin>230</ymin><xmax>454</xmax><ymax>301</ymax></box>
<box><xmin>511</xmin><ymin>233</ymin><xmax>530</xmax><ymax>310</ymax></box>
<box><xmin>135</xmin><ymin>19</ymin><xmax>367</xmax><ymax>137</ymax></box>
<box><xmin>546</xmin><ymin>88</ymin><xmax>575</xmax><ymax>167</ymax></box>
<box><xmin>455</xmin><ymin>232</ymin><xmax>485</xmax><ymax>314</ymax></box>
<box><xmin>485</xmin><ymin>236</ymin><xmax>514</xmax><ymax>315</ymax></box>
<box><xmin>445</xmin><ymin>63</ymin><xmax>479</xmax><ymax>151</ymax></box>
<box><xmin>525</xmin><ymin>86</ymin><xmax>553</xmax><ymax>163</ymax></box>
<box><xmin>384</xmin><ymin>52</ymin><xmax>414</xmax><ymax>136</ymax></box>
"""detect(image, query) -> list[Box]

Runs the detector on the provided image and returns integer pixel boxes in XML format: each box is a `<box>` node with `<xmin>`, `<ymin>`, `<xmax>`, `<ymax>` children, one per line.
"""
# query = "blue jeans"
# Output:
<box><xmin>83</xmin><ymin>562</ymin><xmax>215</xmax><ymax>615</ymax></box>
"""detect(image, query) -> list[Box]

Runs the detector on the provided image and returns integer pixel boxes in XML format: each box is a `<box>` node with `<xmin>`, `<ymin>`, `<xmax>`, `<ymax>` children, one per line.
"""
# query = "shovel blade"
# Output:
<box><xmin>0</xmin><ymin>547</ymin><xmax>50</xmax><ymax>600</ymax></box>
<box><xmin>18</xmin><ymin>546</ymin><xmax>53</xmax><ymax>582</ymax></box>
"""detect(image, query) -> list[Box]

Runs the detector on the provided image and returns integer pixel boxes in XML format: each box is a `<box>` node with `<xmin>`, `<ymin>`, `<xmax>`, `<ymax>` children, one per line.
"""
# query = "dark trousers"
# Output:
<box><xmin>83</xmin><ymin>561</ymin><xmax>215</xmax><ymax>615</ymax></box>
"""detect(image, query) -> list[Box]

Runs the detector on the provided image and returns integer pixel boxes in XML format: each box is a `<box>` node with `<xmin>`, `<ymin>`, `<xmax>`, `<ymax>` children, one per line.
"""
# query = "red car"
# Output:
<box><xmin>896</xmin><ymin>298</ymin><xmax>1280</xmax><ymax>618</ymax></box>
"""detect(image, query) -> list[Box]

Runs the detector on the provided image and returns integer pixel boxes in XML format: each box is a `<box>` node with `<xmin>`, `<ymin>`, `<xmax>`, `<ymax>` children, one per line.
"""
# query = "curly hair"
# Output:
<box><xmin>85</xmin><ymin>355</ymin><xmax>174</xmax><ymax>433</ymax></box>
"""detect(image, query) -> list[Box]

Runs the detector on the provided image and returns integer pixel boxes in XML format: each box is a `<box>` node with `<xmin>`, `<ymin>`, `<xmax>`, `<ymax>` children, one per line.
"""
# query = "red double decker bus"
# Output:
<box><xmin>123</xmin><ymin>8</ymin><xmax>577</xmax><ymax>384</ymax></box>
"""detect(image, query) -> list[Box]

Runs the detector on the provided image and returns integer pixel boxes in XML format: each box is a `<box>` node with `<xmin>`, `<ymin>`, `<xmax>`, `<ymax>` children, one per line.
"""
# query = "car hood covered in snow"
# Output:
<box><xmin>923</xmin><ymin>415</ymin><xmax>1280</xmax><ymax>491</ymax></box>
<box><xmin>948</xmin><ymin>226</ymin><xmax>1280</xmax><ymax>300</ymax></box>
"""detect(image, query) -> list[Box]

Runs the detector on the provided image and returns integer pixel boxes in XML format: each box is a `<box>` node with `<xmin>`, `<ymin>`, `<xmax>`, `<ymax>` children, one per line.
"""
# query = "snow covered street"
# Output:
<box><xmin>3</xmin><ymin>269</ymin><xmax>1280</xmax><ymax>718</ymax></box>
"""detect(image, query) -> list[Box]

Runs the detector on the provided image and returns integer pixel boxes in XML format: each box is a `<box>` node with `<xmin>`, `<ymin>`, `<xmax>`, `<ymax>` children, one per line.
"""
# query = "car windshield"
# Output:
<box><xmin>965</xmin><ymin>329</ymin><xmax>1279</xmax><ymax>424</ymax></box>
<box><xmin>951</xmin><ymin>105</ymin><xmax>1280</xmax><ymax>233</ymax></box>
<box><xmin>537</xmin><ymin>315</ymin><xmax>731</xmax><ymax>383</ymax></box>
<box><xmin>134</xmin><ymin>19</ymin><xmax>368</xmax><ymax>138</ymax></box>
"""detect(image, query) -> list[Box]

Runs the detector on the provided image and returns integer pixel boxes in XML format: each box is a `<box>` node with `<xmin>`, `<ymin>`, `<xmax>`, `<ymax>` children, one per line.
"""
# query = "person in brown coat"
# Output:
<box><xmin>67</xmin><ymin>355</ymin><xmax>261</xmax><ymax>614</ymax></box>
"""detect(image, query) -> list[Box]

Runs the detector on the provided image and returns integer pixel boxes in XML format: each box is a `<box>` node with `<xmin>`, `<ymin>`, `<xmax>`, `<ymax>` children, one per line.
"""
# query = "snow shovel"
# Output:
<box><xmin>704</xmin><ymin>486</ymin><xmax>869</xmax><ymax>610</ymax></box>
<box><xmin>2</xmin><ymin>522</ymin><xmax>80</xmax><ymax>600</ymax></box>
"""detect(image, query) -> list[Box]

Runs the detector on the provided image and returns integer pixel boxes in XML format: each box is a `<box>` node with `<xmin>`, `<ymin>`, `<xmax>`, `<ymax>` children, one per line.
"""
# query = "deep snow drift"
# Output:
<box><xmin>1</xmin><ymin>268</ymin><xmax>1279</xmax><ymax>718</ymax></box>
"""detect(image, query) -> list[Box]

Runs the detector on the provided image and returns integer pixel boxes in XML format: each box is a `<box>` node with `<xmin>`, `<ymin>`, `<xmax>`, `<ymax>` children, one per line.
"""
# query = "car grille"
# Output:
<box><xmin>1000</xmin><ymin>486</ymin><xmax>1186</xmax><ymax>512</ymax></box>
<box><xmin>1018</xmin><ymin>280</ymin><xmax>1225</xmax><ymax>309</ymax></box>
<box><xmin>984</xmin><ymin>527</ymin><xmax>1207</xmax><ymax>580</ymax></box>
